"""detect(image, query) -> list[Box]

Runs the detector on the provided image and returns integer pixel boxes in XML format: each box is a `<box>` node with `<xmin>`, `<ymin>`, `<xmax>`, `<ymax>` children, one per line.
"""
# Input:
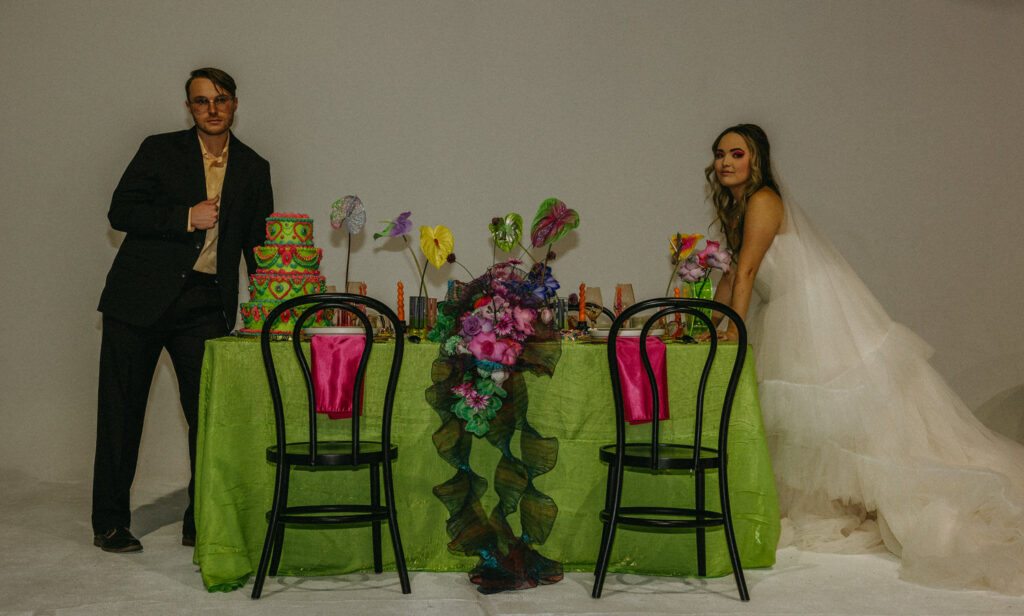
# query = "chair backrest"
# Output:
<box><xmin>261</xmin><ymin>293</ymin><xmax>406</xmax><ymax>466</ymax></box>
<box><xmin>607</xmin><ymin>298</ymin><xmax>747</xmax><ymax>470</ymax></box>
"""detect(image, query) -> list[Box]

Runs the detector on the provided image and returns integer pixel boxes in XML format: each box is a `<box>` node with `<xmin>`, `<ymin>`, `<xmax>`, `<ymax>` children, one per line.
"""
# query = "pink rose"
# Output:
<box><xmin>468</xmin><ymin>332</ymin><xmax>522</xmax><ymax>366</ymax></box>
<box><xmin>513</xmin><ymin>306</ymin><xmax>536</xmax><ymax>337</ymax></box>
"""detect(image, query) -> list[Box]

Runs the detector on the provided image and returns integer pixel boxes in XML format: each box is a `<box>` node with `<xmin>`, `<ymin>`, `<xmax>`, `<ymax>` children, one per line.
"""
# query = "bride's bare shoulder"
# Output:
<box><xmin>747</xmin><ymin>187</ymin><xmax>784</xmax><ymax>225</ymax></box>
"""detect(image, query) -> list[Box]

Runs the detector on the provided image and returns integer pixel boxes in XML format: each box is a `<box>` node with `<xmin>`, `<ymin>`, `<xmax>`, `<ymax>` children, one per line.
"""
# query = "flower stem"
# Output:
<box><xmin>517</xmin><ymin>241</ymin><xmax>539</xmax><ymax>265</ymax></box>
<box><xmin>417</xmin><ymin>260</ymin><xmax>430</xmax><ymax>300</ymax></box>
<box><xmin>664</xmin><ymin>267</ymin><xmax>678</xmax><ymax>297</ymax></box>
<box><xmin>455</xmin><ymin>260</ymin><xmax>475</xmax><ymax>281</ymax></box>
<box><xmin>404</xmin><ymin>237</ymin><xmax>428</xmax><ymax>300</ymax></box>
<box><xmin>344</xmin><ymin>232</ymin><xmax>352</xmax><ymax>290</ymax></box>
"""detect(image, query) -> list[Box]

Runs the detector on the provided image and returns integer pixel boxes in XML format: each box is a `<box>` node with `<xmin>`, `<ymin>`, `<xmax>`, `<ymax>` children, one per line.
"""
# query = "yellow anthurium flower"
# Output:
<box><xmin>420</xmin><ymin>225</ymin><xmax>454</xmax><ymax>269</ymax></box>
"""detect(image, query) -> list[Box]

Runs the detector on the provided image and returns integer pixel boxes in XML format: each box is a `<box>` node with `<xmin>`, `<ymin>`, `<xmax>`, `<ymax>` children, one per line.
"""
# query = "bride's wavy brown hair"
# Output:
<box><xmin>704</xmin><ymin>123</ymin><xmax>779</xmax><ymax>253</ymax></box>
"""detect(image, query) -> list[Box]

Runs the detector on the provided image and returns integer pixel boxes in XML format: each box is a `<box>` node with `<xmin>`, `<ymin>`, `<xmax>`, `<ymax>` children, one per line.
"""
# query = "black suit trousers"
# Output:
<box><xmin>92</xmin><ymin>272</ymin><xmax>227</xmax><ymax>536</ymax></box>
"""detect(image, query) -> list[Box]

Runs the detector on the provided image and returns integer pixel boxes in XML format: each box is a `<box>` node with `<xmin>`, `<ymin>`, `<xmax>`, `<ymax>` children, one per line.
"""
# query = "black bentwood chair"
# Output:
<box><xmin>592</xmin><ymin>298</ymin><xmax>749</xmax><ymax>601</ymax></box>
<box><xmin>251</xmin><ymin>293</ymin><xmax>411</xmax><ymax>599</ymax></box>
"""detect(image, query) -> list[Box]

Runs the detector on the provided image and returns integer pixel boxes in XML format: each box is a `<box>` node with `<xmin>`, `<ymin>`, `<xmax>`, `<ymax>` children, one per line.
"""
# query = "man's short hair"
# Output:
<box><xmin>186</xmin><ymin>67</ymin><xmax>237</xmax><ymax>99</ymax></box>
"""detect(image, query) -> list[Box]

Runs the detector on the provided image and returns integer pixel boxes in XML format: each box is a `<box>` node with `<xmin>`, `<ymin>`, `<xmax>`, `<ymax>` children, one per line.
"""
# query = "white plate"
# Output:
<box><xmin>302</xmin><ymin>327</ymin><xmax>367</xmax><ymax>335</ymax></box>
<box><xmin>590</xmin><ymin>328</ymin><xmax>665</xmax><ymax>339</ymax></box>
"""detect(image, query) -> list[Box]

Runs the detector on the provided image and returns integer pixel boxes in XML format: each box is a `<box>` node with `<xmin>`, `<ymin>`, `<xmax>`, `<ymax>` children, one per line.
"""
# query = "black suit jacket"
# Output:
<box><xmin>98</xmin><ymin>127</ymin><xmax>273</xmax><ymax>329</ymax></box>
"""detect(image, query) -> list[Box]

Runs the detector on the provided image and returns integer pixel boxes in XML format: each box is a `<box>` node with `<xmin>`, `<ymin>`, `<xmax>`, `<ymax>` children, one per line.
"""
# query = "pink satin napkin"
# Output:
<box><xmin>615</xmin><ymin>337</ymin><xmax>670</xmax><ymax>424</ymax></box>
<box><xmin>311</xmin><ymin>335</ymin><xmax>365</xmax><ymax>419</ymax></box>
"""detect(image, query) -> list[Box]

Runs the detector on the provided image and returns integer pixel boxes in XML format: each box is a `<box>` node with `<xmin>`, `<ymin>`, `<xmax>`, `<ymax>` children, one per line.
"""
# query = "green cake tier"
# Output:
<box><xmin>247</xmin><ymin>273</ymin><xmax>326</xmax><ymax>301</ymax></box>
<box><xmin>252</xmin><ymin>245</ymin><xmax>322</xmax><ymax>274</ymax></box>
<box><xmin>238</xmin><ymin>301</ymin><xmax>335</xmax><ymax>336</ymax></box>
<box><xmin>264</xmin><ymin>214</ymin><xmax>314</xmax><ymax>246</ymax></box>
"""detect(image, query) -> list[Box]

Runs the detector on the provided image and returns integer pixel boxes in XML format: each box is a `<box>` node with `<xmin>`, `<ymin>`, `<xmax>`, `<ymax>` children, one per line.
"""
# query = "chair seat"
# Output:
<box><xmin>268</xmin><ymin>440</ymin><xmax>398</xmax><ymax>466</ymax></box>
<box><xmin>599</xmin><ymin>442</ymin><xmax>720</xmax><ymax>471</ymax></box>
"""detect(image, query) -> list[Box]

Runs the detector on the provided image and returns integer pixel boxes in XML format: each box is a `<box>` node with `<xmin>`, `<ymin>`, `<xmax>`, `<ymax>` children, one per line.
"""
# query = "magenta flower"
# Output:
<box><xmin>451</xmin><ymin>382</ymin><xmax>475</xmax><ymax>398</ymax></box>
<box><xmin>513</xmin><ymin>306</ymin><xmax>536</xmax><ymax>337</ymax></box>
<box><xmin>494</xmin><ymin>311</ymin><xmax>516</xmax><ymax>337</ymax></box>
<box><xmin>463</xmin><ymin>389</ymin><xmax>489</xmax><ymax>410</ymax></box>
<box><xmin>468</xmin><ymin>332</ymin><xmax>521</xmax><ymax>366</ymax></box>
<box><xmin>530</xmin><ymin>198</ymin><xmax>580</xmax><ymax>248</ymax></box>
<box><xmin>695</xmin><ymin>240</ymin><xmax>721</xmax><ymax>267</ymax></box>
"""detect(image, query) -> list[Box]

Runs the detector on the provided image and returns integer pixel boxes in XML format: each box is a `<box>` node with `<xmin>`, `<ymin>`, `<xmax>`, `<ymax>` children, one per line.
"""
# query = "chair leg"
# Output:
<box><xmin>268</xmin><ymin>465</ymin><xmax>291</xmax><ymax>576</ymax></box>
<box><xmin>594</xmin><ymin>458</ymin><xmax>616</xmax><ymax>577</ymax></box>
<box><xmin>370</xmin><ymin>463</ymin><xmax>383</xmax><ymax>574</ymax></box>
<box><xmin>252</xmin><ymin>462</ymin><xmax>289</xmax><ymax>599</ymax></box>
<box><xmin>695</xmin><ymin>468</ymin><xmax>706</xmax><ymax>577</ymax></box>
<box><xmin>268</xmin><ymin>523</ymin><xmax>285</xmax><ymax>576</ymax></box>
<box><xmin>718</xmin><ymin>468</ymin><xmax>749</xmax><ymax>601</ymax></box>
<box><xmin>593</xmin><ymin>458</ymin><xmax>624</xmax><ymax>598</ymax></box>
<box><xmin>382</xmin><ymin>458</ymin><xmax>411</xmax><ymax>594</ymax></box>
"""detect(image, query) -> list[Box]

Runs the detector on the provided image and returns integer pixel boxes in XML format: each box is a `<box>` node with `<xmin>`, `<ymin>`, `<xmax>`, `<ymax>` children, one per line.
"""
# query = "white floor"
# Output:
<box><xmin>4</xmin><ymin>468</ymin><xmax>1024</xmax><ymax>616</ymax></box>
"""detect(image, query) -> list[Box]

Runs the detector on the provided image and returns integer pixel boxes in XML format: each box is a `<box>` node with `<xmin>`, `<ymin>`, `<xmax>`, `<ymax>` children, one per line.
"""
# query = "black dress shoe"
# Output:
<box><xmin>182</xmin><ymin>534</ymin><xmax>195</xmax><ymax>547</ymax></box>
<box><xmin>94</xmin><ymin>527</ymin><xmax>142</xmax><ymax>553</ymax></box>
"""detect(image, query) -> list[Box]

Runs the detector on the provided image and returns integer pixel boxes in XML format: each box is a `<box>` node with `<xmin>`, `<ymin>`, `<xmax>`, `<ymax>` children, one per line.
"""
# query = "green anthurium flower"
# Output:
<box><xmin>530</xmin><ymin>198</ymin><xmax>579</xmax><ymax>247</ymax></box>
<box><xmin>489</xmin><ymin>213</ymin><xmax>523</xmax><ymax>252</ymax></box>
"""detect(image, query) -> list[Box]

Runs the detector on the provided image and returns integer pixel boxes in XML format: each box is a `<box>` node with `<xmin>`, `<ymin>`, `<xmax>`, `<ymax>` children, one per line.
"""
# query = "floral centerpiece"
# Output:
<box><xmin>667</xmin><ymin>233</ymin><xmax>731</xmax><ymax>336</ymax></box>
<box><xmin>425</xmin><ymin>198</ymin><xmax>578</xmax><ymax>594</ymax></box>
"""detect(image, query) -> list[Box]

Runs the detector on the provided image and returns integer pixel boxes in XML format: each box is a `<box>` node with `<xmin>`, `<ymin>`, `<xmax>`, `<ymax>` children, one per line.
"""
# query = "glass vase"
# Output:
<box><xmin>684</xmin><ymin>280</ymin><xmax>714</xmax><ymax>337</ymax></box>
<box><xmin>408</xmin><ymin>296</ymin><xmax>429</xmax><ymax>337</ymax></box>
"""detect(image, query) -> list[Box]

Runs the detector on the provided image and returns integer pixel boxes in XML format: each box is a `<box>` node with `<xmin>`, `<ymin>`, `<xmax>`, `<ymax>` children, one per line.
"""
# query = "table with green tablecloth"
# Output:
<box><xmin>194</xmin><ymin>336</ymin><xmax>779</xmax><ymax>592</ymax></box>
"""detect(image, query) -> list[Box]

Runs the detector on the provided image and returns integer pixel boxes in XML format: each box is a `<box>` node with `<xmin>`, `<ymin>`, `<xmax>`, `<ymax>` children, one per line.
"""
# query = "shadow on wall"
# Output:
<box><xmin>975</xmin><ymin>384</ymin><xmax>1024</xmax><ymax>445</ymax></box>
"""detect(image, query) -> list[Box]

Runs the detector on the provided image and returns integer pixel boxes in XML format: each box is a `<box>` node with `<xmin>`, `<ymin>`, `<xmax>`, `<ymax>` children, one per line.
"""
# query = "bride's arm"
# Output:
<box><xmin>709</xmin><ymin>269</ymin><xmax>735</xmax><ymax>328</ymax></box>
<box><xmin>717</xmin><ymin>189</ymin><xmax>783</xmax><ymax>340</ymax></box>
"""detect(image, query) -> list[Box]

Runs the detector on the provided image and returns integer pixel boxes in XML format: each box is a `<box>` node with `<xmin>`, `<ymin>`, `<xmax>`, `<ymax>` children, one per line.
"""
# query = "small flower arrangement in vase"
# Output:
<box><xmin>374</xmin><ymin>211</ymin><xmax>456</xmax><ymax>335</ymax></box>
<box><xmin>667</xmin><ymin>233</ymin><xmax>731</xmax><ymax>337</ymax></box>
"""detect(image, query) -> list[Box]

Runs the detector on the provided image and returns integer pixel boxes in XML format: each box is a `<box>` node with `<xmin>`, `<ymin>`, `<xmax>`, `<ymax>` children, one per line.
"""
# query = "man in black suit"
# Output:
<box><xmin>93</xmin><ymin>68</ymin><xmax>273</xmax><ymax>552</ymax></box>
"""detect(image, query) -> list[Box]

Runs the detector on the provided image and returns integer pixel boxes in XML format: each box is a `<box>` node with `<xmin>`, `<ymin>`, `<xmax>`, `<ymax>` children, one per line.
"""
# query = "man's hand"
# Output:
<box><xmin>190</xmin><ymin>195</ymin><xmax>219</xmax><ymax>230</ymax></box>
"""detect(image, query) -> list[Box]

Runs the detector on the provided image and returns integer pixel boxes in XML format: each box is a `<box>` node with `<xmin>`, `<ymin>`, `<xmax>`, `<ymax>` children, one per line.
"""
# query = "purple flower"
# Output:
<box><xmin>390</xmin><ymin>212</ymin><xmax>412</xmax><ymax>237</ymax></box>
<box><xmin>705</xmin><ymin>249</ymin><xmax>731</xmax><ymax>274</ymax></box>
<box><xmin>677</xmin><ymin>255</ymin><xmax>708</xmax><ymax>283</ymax></box>
<box><xmin>460</xmin><ymin>314</ymin><xmax>484</xmax><ymax>337</ymax></box>
<box><xmin>527</xmin><ymin>265</ymin><xmax>560</xmax><ymax>301</ymax></box>
<box><xmin>373</xmin><ymin>211</ymin><xmax>413</xmax><ymax>240</ymax></box>
<box><xmin>494</xmin><ymin>311</ymin><xmax>516</xmax><ymax>337</ymax></box>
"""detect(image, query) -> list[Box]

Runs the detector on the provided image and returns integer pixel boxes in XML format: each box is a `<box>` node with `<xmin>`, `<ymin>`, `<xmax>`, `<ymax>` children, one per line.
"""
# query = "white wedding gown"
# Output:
<box><xmin>747</xmin><ymin>202</ymin><xmax>1024</xmax><ymax>594</ymax></box>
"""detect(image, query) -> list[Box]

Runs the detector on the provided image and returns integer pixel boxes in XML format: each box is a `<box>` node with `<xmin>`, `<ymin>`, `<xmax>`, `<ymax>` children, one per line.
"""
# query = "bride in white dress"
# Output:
<box><xmin>701</xmin><ymin>123</ymin><xmax>1024</xmax><ymax>594</ymax></box>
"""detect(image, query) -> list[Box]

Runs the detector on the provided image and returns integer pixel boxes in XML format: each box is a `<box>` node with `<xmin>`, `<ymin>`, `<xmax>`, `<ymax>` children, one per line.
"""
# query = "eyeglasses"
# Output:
<box><xmin>189</xmin><ymin>95</ymin><xmax>234</xmax><ymax>110</ymax></box>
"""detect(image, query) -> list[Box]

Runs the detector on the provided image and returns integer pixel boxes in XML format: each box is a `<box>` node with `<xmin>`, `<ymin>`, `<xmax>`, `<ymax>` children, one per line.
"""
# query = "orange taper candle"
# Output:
<box><xmin>578</xmin><ymin>284</ymin><xmax>586</xmax><ymax>323</ymax></box>
<box><xmin>397</xmin><ymin>282</ymin><xmax>405</xmax><ymax>321</ymax></box>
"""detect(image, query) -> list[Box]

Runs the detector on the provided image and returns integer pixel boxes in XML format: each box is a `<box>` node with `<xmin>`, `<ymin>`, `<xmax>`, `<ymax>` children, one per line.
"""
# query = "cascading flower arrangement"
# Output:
<box><xmin>424</xmin><ymin>198</ymin><xmax>578</xmax><ymax>594</ymax></box>
<box><xmin>329</xmin><ymin>195</ymin><xmax>367</xmax><ymax>289</ymax></box>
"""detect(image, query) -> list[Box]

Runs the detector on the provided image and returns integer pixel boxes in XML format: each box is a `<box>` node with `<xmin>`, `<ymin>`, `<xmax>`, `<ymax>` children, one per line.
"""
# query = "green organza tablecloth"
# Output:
<box><xmin>194</xmin><ymin>336</ymin><xmax>779</xmax><ymax>592</ymax></box>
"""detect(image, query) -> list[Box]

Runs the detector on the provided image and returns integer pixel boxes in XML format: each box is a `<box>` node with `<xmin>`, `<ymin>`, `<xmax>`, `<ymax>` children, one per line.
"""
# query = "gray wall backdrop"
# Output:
<box><xmin>2</xmin><ymin>0</ymin><xmax>1022</xmax><ymax>493</ymax></box>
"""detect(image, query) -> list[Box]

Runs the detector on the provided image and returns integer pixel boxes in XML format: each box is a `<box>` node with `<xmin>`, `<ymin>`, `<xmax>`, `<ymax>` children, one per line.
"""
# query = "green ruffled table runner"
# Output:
<box><xmin>194</xmin><ymin>337</ymin><xmax>779</xmax><ymax>592</ymax></box>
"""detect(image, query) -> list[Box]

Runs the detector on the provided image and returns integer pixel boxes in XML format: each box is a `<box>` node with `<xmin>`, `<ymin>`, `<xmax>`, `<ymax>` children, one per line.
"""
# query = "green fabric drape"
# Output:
<box><xmin>194</xmin><ymin>337</ymin><xmax>779</xmax><ymax>592</ymax></box>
